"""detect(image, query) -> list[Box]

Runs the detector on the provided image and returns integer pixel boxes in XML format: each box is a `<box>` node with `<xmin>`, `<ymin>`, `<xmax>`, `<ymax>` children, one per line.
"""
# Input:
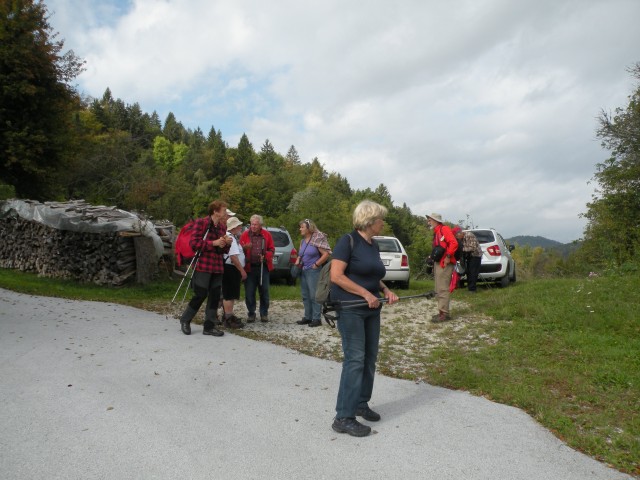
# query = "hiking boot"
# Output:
<box><xmin>296</xmin><ymin>318</ymin><xmax>311</xmax><ymax>325</ymax></box>
<box><xmin>179</xmin><ymin>306</ymin><xmax>197</xmax><ymax>336</ymax></box>
<box><xmin>224</xmin><ymin>315</ymin><xmax>244</xmax><ymax>329</ymax></box>
<box><xmin>308</xmin><ymin>320</ymin><xmax>322</xmax><ymax>327</ymax></box>
<box><xmin>260</xmin><ymin>315</ymin><xmax>269</xmax><ymax>323</ymax></box>
<box><xmin>247</xmin><ymin>314</ymin><xmax>256</xmax><ymax>323</ymax></box>
<box><xmin>202</xmin><ymin>320</ymin><xmax>224</xmax><ymax>336</ymax></box>
<box><xmin>203</xmin><ymin>327</ymin><xmax>224</xmax><ymax>336</ymax></box>
<box><xmin>431</xmin><ymin>312</ymin><xmax>451</xmax><ymax>323</ymax></box>
<box><xmin>356</xmin><ymin>406</ymin><xmax>381</xmax><ymax>422</ymax></box>
<box><xmin>331</xmin><ymin>417</ymin><xmax>371</xmax><ymax>437</ymax></box>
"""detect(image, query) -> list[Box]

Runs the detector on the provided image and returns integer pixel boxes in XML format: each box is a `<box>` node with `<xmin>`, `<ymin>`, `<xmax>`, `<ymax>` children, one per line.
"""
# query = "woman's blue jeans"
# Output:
<box><xmin>300</xmin><ymin>267</ymin><xmax>321</xmax><ymax>321</ymax></box>
<box><xmin>335</xmin><ymin>307</ymin><xmax>381</xmax><ymax>419</ymax></box>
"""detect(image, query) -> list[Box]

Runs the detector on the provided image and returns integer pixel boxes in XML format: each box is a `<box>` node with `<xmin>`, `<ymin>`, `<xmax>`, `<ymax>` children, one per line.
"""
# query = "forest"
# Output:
<box><xmin>1</xmin><ymin>1</ymin><xmax>638</xmax><ymax>277</ymax></box>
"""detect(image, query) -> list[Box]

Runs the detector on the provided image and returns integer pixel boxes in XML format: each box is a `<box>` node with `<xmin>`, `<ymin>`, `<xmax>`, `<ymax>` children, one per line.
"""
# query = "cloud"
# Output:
<box><xmin>46</xmin><ymin>0</ymin><xmax>640</xmax><ymax>242</ymax></box>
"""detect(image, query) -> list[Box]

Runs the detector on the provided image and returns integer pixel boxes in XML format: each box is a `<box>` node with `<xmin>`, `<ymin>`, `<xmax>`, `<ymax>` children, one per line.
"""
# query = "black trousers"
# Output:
<box><xmin>188</xmin><ymin>271</ymin><xmax>223</xmax><ymax>322</ymax></box>
<box><xmin>465</xmin><ymin>255</ymin><xmax>482</xmax><ymax>291</ymax></box>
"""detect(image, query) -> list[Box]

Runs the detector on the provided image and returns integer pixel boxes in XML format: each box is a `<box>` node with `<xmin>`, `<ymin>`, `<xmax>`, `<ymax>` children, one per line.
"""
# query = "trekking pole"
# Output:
<box><xmin>259</xmin><ymin>237</ymin><xmax>265</xmax><ymax>287</ymax></box>
<box><xmin>321</xmin><ymin>291</ymin><xmax>436</xmax><ymax>327</ymax></box>
<box><xmin>170</xmin><ymin>225</ymin><xmax>210</xmax><ymax>305</ymax></box>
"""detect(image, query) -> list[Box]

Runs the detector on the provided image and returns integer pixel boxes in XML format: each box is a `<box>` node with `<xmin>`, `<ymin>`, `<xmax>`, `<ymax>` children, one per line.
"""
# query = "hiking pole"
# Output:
<box><xmin>259</xmin><ymin>237</ymin><xmax>265</xmax><ymax>287</ymax></box>
<box><xmin>170</xmin><ymin>225</ymin><xmax>211</xmax><ymax>305</ymax></box>
<box><xmin>321</xmin><ymin>291</ymin><xmax>436</xmax><ymax>328</ymax></box>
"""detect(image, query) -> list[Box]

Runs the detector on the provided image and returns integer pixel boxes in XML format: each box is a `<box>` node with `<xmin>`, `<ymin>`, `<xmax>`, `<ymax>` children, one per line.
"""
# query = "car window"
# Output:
<box><xmin>269</xmin><ymin>231</ymin><xmax>290</xmax><ymax>248</ymax></box>
<box><xmin>469</xmin><ymin>230</ymin><xmax>496</xmax><ymax>244</ymax></box>
<box><xmin>373</xmin><ymin>238</ymin><xmax>400</xmax><ymax>253</ymax></box>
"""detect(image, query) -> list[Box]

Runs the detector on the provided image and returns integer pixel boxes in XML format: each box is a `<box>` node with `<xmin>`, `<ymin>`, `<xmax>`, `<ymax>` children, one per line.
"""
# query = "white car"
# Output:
<box><xmin>464</xmin><ymin>228</ymin><xmax>516</xmax><ymax>288</ymax></box>
<box><xmin>373</xmin><ymin>236</ymin><xmax>410</xmax><ymax>289</ymax></box>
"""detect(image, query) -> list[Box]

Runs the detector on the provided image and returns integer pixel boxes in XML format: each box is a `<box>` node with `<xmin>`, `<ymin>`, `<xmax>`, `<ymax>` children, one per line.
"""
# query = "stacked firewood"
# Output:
<box><xmin>0</xmin><ymin>216</ymin><xmax>140</xmax><ymax>286</ymax></box>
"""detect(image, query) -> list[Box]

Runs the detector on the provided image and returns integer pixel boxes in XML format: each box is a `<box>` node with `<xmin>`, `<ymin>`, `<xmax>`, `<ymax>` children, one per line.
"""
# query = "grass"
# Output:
<box><xmin>0</xmin><ymin>269</ymin><xmax>638</xmax><ymax>476</ymax></box>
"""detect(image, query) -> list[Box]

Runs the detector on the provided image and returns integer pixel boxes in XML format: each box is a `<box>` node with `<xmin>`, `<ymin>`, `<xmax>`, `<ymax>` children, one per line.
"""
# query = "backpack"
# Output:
<box><xmin>315</xmin><ymin>233</ymin><xmax>354</xmax><ymax>305</ymax></box>
<box><xmin>174</xmin><ymin>219</ymin><xmax>196</xmax><ymax>266</ymax></box>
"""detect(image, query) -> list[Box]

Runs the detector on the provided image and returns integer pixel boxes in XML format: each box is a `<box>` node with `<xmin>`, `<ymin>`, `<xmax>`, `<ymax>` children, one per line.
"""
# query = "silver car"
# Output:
<box><xmin>266</xmin><ymin>227</ymin><xmax>298</xmax><ymax>285</ymax></box>
<box><xmin>373</xmin><ymin>236</ymin><xmax>410</xmax><ymax>289</ymax></box>
<box><xmin>464</xmin><ymin>228</ymin><xmax>516</xmax><ymax>288</ymax></box>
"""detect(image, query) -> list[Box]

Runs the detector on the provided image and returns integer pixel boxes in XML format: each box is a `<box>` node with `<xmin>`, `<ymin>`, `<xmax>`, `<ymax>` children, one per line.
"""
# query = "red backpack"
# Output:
<box><xmin>174</xmin><ymin>219</ymin><xmax>196</xmax><ymax>267</ymax></box>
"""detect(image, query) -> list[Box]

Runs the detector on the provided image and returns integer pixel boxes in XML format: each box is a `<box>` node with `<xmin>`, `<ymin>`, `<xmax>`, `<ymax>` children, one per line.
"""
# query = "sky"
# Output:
<box><xmin>45</xmin><ymin>0</ymin><xmax>640</xmax><ymax>243</ymax></box>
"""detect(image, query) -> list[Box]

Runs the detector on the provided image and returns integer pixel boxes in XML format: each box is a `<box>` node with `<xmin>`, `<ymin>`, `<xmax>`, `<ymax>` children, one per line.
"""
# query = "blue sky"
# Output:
<box><xmin>45</xmin><ymin>0</ymin><xmax>640</xmax><ymax>242</ymax></box>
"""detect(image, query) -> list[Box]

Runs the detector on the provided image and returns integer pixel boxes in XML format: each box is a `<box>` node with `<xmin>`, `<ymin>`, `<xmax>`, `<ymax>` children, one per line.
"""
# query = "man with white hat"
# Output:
<box><xmin>221</xmin><ymin>216</ymin><xmax>246</xmax><ymax>329</ymax></box>
<box><xmin>426</xmin><ymin>213</ymin><xmax>458</xmax><ymax>322</ymax></box>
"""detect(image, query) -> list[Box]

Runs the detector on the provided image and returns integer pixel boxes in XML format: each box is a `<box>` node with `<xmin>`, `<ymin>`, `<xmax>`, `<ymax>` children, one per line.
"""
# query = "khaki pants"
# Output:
<box><xmin>434</xmin><ymin>262</ymin><xmax>454</xmax><ymax>314</ymax></box>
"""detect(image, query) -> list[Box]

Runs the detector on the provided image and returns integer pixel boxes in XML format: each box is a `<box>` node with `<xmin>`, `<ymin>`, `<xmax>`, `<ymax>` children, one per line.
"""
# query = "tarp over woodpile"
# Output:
<box><xmin>0</xmin><ymin>199</ymin><xmax>164</xmax><ymax>258</ymax></box>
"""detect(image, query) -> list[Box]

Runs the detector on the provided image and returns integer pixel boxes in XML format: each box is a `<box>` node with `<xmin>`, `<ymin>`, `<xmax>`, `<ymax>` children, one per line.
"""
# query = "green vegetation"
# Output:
<box><xmin>1</xmin><ymin>5</ymin><xmax>639</xmax><ymax>475</ymax></box>
<box><xmin>0</xmin><ymin>269</ymin><xmax>637</xmax><ymax>476</ymax></box>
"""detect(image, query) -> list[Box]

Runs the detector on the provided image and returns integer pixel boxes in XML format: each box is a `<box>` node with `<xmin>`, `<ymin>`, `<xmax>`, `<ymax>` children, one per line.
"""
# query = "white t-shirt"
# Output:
<box><xmin>225</xmin><ymin>232</ymin><xmax>245</xmax><ymax>267</ymax></box>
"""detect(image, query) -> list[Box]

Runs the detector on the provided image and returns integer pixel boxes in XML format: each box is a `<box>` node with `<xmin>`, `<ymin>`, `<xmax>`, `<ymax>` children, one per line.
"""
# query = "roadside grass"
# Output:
<box><xmin>0</xmin><ymin>269</ymin><xmax>637</xmax><ymax>476</ymax></box>
<box><xmin>423</xmin><ymin>277</ymin><xmax>639</xmax><ymax>476</ymax></box>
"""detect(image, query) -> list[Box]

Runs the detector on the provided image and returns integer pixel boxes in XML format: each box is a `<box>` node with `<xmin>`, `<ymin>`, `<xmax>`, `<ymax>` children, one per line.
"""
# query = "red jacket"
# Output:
<box><xmin>433</xmin><ymin>224</ymin><xmax>458</xmax><ymax>268</ymax></box>
<box><xmin>239</xmin><ymin>228</ymin><xmax>275</xmax><ymax>272</ymax></box>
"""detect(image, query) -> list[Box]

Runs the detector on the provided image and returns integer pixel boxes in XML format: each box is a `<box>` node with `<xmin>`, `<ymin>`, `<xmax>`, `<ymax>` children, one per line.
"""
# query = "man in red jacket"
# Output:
<box><xmin>239</xmin><ymin>214</ymin><xmax>275</xmax><ymax>323</ymax></box>
<box><xmin>426</xmin><ymin>213</ymin><xmax>458</xmax><ymax>322</ymax></box>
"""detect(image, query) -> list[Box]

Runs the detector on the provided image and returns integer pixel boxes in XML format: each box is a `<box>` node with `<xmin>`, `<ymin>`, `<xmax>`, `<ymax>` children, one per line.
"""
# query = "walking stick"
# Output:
<box><xmin>259</xmin><ymin>237</ymin><xmax>265</xmax><ymax>287</ymax></box>
<box><xmin>170</xmin><ymin>224</ymin><xmax>211</xmax><ymax>305</ymax></box>
<box><xmin>321</xmin><ymin>291</ymin><xmax>436</xmax><ymax>327</ymax></box>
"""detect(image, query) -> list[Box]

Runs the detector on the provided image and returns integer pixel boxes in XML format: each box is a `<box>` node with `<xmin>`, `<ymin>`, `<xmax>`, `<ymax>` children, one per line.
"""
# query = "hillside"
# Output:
<box><xmin>507</xmin><ymin>235</ymin><xmax>580</xmax><ymax>258</ymax></box>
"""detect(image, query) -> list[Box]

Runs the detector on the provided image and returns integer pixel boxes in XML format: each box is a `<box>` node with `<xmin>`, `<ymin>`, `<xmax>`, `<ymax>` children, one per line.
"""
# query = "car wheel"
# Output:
<box><xmin>399</xmin><ymin>279</ymin><xmax>410</xmax><ymax>289</ymax></box>
<box><xmin>510</xmin><ymin>264</ymin><xmax>517</xmax><ymax>283</ymax></box>
<box><xmin>499</xmin><ymin>266</ymin><xmax>510</xmax><ymax>288</ymax></box>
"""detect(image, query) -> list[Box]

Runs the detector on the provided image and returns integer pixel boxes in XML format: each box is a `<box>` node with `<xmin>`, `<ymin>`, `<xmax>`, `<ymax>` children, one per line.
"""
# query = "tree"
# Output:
<box><xmin>285</xmin><ymin>145</ymin><xmax>300</xmax><ymax>165</ymax></box>
<box><xmin>235</xmin><ymin>133</ymin><xmax>255</xmax><ymax>176</ymax></box>
<box><xmin>580</xmin><ymin>63</ymin><xmax>640</xmax><ymax>267</ymax></box>
<box><xmin>1</xmin><ymin>0</ymin><xmax>85</xmax><ymax>198</ymax></box>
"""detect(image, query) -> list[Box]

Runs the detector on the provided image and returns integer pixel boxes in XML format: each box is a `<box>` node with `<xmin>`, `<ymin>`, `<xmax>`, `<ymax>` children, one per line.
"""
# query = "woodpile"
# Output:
<box><xmin>0</xmin><ymin>200</ymin><xmax>174</xmax><ymax>286</ymax></box>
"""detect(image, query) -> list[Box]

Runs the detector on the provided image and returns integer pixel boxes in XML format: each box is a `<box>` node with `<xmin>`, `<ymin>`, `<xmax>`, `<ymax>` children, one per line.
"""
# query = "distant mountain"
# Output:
<box><xmin>506</xmin><ymin>235</ymin><xmax>580</xmax><ymax>258</ymax></box>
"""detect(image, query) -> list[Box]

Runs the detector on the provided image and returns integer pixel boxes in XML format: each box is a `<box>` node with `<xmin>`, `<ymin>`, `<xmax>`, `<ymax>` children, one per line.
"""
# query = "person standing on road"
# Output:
<box><xmin>330</xmin><ymin>200</ymin><xmax>399</xmax><ymax>437</ymax></box>
<box><xmin>453</xmin><ymin>227</ymin><xmax>482</xmax><ymax>293</ymax></box>
<box><xmin>294</xmin><ymin>219</ymin><xmax>332</xmax><ymax>328</ymax></box>
<box><xmin>239</xmin><ymin>215</ymin><xmax>275</xmax><ymax>323</ymax></box>
<box><xmin>221</xmin><ymin>216</ymin><xmax>246</xmax><ymax>329</ymax></box>
<box><xmin>179</xmin><ymin>200</ymin><xmax>232</xmax><ymax>337</ymax></box>
<box><xmin>426</xmin><ymin>213</ymin><xmax>458</xmax><ymax>322</ymax></box>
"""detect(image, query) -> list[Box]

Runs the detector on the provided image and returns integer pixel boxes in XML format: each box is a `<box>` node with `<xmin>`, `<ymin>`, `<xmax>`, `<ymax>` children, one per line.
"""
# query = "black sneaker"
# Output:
<box><xmin>332</xmin><ymin>417</ymin><xmax>371</xmax><ymax>437</ymax></box>
<box><xmin>247</xmin><ymin>314</ymin><xmax>256</xmax><ymax>323</ymax></box>
<box><xmin>356</xmin><ymin>405</ymin><xmax>381</xmax><ymax>422</ymax></box>
<box><xmin>260</xmin><ymin>315</ymin><xmax>269</xmax><ymax>323</ymax></box>
<box><xmin>296</xmin><ymin>318</ymin><xmax>311</xmax><ymax>325</ymax></box>
<box><xmin>308</xmin><ymin>320</ymin><xmax>322</xmax><ymax>327</ymax></box>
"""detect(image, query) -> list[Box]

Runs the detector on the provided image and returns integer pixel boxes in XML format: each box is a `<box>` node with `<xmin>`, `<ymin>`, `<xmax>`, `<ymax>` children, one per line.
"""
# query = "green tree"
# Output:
<box><xmin>1</xmin><ymin>0</ymin><xmax>85</xmax><ymax>198</ymax></box>
<box><xmin>285</xmin><ymin>145</ymin><xmax>300</xmax><ymax>165</ymax></box>
<box><xmin>581</xmin><ymin>63</ymin><xmax>640</xmax><ymax>267</ymax></box>
<box><xmin>235</xmin><ymin>133</ymin><xmax>255</xmax><ymax>176</ymax></box>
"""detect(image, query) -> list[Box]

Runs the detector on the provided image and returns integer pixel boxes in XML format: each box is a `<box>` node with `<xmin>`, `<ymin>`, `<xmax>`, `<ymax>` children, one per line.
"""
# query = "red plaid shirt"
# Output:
<box><xmin>189</xmin><ymin>216</ymin><xmax>229</xmax><ymax>273</ymax></box>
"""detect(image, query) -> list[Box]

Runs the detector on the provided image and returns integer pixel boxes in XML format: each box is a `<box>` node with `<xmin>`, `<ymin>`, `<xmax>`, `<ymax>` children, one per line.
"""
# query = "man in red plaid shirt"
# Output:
<box><xmin>179</xmin><ymin>200</ymin><xmax>232</xmax><ymax>336</ymax></box>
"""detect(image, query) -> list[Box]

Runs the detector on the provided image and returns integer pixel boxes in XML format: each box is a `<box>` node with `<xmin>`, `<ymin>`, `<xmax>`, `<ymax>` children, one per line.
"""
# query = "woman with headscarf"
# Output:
<box><xmin>294</xmin><ymin>219</ymin><xmax>332</xmax><ymax>327</ymax></box>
